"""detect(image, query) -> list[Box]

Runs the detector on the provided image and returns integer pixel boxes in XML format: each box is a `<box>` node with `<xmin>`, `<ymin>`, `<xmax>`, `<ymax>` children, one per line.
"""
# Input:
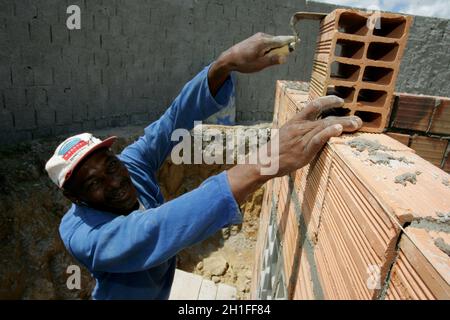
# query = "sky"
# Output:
<box><xmin>314</xmin><ymin>0</ymin><xmax>450</xmax><ymax>19</ymax></box>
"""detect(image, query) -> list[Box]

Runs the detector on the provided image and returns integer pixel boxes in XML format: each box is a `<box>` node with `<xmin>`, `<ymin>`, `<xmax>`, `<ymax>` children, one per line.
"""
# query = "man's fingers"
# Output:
<box><xmin>324</xmin><ymin>115</ymin><xmax>362</xmax><ymax>133</ymax></box>
<box><xmin>306</xmin><ymin>124</ymin><xmax>343</xmax><ymax>156</ymax></box>
<box><xmin>260</xmin><ymin>35</ymin><xmax>296</xmax><ymax>55</ymax></box>
<box><xmin>301</xmin><ymin>115</ymin><xmax>362</xmax><ymax>143</ymax></box>
<box><xmin>266</xmin><ymin>35</ymin><xmax>297</xmax><ymax>49</ymax></box>
<box><xmin>296</xmin><ymin>95</ymin><xmax>345</xmax><ymax>121</ymax></box>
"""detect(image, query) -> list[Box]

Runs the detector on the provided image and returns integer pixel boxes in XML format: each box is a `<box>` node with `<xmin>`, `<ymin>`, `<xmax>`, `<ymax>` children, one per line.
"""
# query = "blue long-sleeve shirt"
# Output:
<box><xmin>59</xmin><ymin>65</ymin><xmax>242</xmax><ymax>300</ymax></box>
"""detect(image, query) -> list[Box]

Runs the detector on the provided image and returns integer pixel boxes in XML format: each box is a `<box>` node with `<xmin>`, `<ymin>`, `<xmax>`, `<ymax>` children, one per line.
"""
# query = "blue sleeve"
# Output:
<box><xmin>68</xmin><ymin>171</ymin><xmax>242</xmax><ymax>273</ymax></box>
<box><xmin>120</xmin><ymin>64</ymin><xmax>235</xmax><ymax>172</ymax></box>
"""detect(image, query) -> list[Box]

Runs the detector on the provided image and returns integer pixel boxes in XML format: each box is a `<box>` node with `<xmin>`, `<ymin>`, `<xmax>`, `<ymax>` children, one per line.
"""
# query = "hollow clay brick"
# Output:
<box><xmin>430</xmin><ymin>99</ymin><xmax>450</xmax><ymax>135</ymax></box>
<box><xmin>409</xmin><ymin>135</ymin><xmax>448</xmax><ymax>167</ymax></box>
<box><xmin>254</xmin><ymin>81</ymin><xmax>450</xmax><ymax>300</ymax></box>
<box><xmin>391</xmin><ymin>93</ymin><xmax>436</xmax><ymax>132</ymax></box>
<box><xmin>385</xmin><ymin>227</ymin><xmax>450</xmax><ymax>300</ymax></box>
<box><xmin>308</xmin><ymin>9</ymin><xmax>413</xmax><ymax>133</ymax></box>
<box><xmin>386</xmin><ymin>132</ymin><xmax>411</xmax><ymax>146</ymax></box>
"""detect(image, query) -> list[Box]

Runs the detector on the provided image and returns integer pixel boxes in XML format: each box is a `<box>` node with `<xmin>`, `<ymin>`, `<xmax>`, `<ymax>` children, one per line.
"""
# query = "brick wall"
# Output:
<box><xmin>1</xmin><ymin>1</ymin><xmax>449</xmax><ymax>145</ymax></box>
<box><xmin>252</xmin><ymin>81</ymin><xmax>450</xmax><ymax>299</ymax></box>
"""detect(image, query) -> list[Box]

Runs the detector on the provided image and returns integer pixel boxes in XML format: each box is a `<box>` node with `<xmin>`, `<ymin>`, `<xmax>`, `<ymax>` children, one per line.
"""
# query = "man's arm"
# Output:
<box><xmin>120</xmin><ymin>33</ymin><xmax>298</xmax><ymax>172</ymax></box>
<box><xmin>227</xmin><ymin>96</ymin><xmax>364</xmax><ymax>204</ymax></box>
<box><xmin>68</xmin><ymin>171</ymin><xmax>241</xmax><ymax>273</ymax></box>
<box><xmin>120</xmin><ymin>64</ymin><xmax>234</xmax><ymax>172</ymax></box>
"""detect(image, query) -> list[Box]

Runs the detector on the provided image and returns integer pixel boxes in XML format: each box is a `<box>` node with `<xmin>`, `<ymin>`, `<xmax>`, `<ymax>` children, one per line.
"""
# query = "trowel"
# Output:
<box><xmin>265</xmin><ymin>12</ymin><xmax>327</xmax><ymax>58</ymax></box>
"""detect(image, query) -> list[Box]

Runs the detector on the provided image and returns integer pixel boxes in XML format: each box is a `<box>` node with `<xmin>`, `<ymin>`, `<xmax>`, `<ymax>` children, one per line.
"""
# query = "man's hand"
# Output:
<box><xmin>208</xmin><ymin>33</ymin><xmax>296</xmax><ymax>96</ymax></box>
<box><xmin>222</xmin><ymin>32</ymin><xmax>296</xmax><ymax>73</ymax></box>
<box><xmin>227</xmin><ymin>96</ymin><xmax>363</xmax><ymax>204</ymax></box>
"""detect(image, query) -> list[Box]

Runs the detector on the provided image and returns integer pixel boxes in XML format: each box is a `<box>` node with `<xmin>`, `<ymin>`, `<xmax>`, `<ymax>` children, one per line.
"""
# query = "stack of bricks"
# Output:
<box><xmin>251</xmin><ymin>81</ymin><xmax>450</xmax><ymax>299</ymax></box>
<box><xmin>309</xmin><ymin>9</ymin><xmax>412</xmax><ymax>133</ymax></box>
<box><xmin>386</xmin><ymin>93</ymin><xmax>450</xmax><ymax>173</ymax></box>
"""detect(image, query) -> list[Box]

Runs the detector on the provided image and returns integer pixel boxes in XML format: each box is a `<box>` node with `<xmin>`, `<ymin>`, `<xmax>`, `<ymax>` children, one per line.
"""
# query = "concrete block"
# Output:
<box><xmin>35</xmin><ymin>107</ymin><xmax>55</xmax><ymax>127</ymax></box>
<box><xmin>70</xmin><ymin>64</ymin><xmax>87</xmax><ymax>84</ymax></box>
<box><xmin>14</xmin><ymin>108</ymin><xmax>36</xmax><ymax>130</ymax></box>
<box><xmin>68</xmin><ymin>28</ymin><xmax>86</xmax><ymax>47</ymax></box>
<box><xmin>0</xmin><ymin>65</ymin><xmax>12</xmax><ymax>87</ymax></box>
<box><xmin>13</xmin><ymin>0</ymin><xmax>38</xmax><ymax>20</ymax></box>
<box><xmin>49</xmin><ymin>24</ymin><xmax>69</xmax><ymax>45</ymax></box>
<box><xmin>55</xmin><ymin>105</ymin><xmax>73</xmax><ymax>125</ymax></box>
<box><xmin>52</xmin><ymin>64</ymin><xmax>71</xmax><ymax>88</ymax></box>
<box><xmin>5</xmin><ymin>18</ymin><xmax>29</xmax><ymax>45</ymax></box>
<box><xmin>33</xmin><ymin>66</ymin><xmax>53</xmax><ymax>85</ymax></box>
<box><xmin>26</xmin><ymin>87</ymin><xmax>48</xmax><ymax>108</ymax></box>
<box><xmin>31</xmin><ymin>126</ymin><xmax>53</xmax><ymax>139</ymax></box>
<box><xmin>11</xmin><ymin>65</ymin><xmax>34</xmax><ymax>86</ymax></box>
<box><xmin>29</xmin><ymin>18</ymin><xmax>51</xmax><ymax>44</ymax></box>
<box><xmin>20</xmin><ymin>45</ymin><xmax>44</xmax><ymax>65</ymax></box>
<box><xmin>0</xmin><ymin>130</ymin><xmax>32</xmax><ymax>145</ymax></box>
<box><xmin>0</xmin><ymin>109</ymin><xmax>14</xmax><ymax>130</ymax></box>
<box><xmin>4</xmin><ymin>87</ymin><xmax>27</xmax><ymax>110</ymax></box>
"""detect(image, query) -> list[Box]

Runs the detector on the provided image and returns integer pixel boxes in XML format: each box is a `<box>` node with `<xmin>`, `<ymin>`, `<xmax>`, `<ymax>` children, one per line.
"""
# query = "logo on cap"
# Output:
<box><xmin>58</xmin><ymin>137</ymin><xmax>88</xmax><ymax>161</ymax></box>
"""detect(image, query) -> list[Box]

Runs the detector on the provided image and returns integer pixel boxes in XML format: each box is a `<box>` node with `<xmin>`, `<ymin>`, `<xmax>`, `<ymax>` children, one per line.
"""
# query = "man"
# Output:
<box><xmin>46</xmin><ymin>33</ymin><xmax>362</xmax><ymax>299</ymax></box>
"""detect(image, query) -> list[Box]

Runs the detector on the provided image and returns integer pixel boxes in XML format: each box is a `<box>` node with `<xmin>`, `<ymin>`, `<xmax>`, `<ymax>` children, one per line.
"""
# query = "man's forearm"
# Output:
<box><xmin>227</xmin><ymin>163</ymin><xmax>270</xmax><ymax>205</ymax></box>
<box><xmin>207</xmin><ymin>52</ymin><xmax>233</xmax><ymax>97</ymax></box>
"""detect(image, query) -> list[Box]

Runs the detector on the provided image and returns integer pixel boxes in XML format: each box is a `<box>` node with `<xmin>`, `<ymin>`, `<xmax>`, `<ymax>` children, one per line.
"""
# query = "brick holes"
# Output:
<box><xmin>354</xmin><ymin>110</ymin><xmax>382</xmax><ymax>128</ymax></box>
<box><xmin>373</xmin><ymin>17</ymin><xmax>407</xmax><ymax>39</ymax></box>
<box><xmin>334</xmin><ymin>86</ymin><xmax>356</xmax><ymax>103</ymax></box>
<box><xmin>357</xmin><ymin>89</ymin><xmax>388</xmax><ymax>106</ymax></box>
<box><xmin>338</xmin><ymin>12</ymin><xmax>369</xmax><ymax>36</ymax></box>
<box><xmin>330</xmin><ymin>61</ymin><xmax>360</xmax><ymax>82</ymax></box>
<box><xmin>367</xmin><ymin>42</ymin><xmax>399</xmax><ymax>62</ymax></box>
<box><xmin>362</xmin><ymin>66</ymin><xmax>394</xmax><ymax>85</ymax></box>
<box><xmin>335</xmin><ymin>39</ymin><xmax>365</xmax><ymax>59</ymax></box>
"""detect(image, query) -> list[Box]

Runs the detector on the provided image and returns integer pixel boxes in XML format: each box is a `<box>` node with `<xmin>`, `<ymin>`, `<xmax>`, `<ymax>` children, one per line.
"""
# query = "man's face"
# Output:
<box><xmin>63</xmin><ymin>148</ymin><xmax>139</xmax><ymax>214</ymax></box>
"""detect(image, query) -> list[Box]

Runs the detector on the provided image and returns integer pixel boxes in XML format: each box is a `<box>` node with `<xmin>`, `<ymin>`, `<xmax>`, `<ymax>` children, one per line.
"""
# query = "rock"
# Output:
<box><xmin>211</xmin><ymin>276</ymin><xmax>220</xmax><ymax>284</ymax></box>
<box><xmin>196</xmin><ymin>261</ymin><xmax>203</xmax><ymax>271</ymax></box>
<box><xmin>222</xmin><ymin>228</ymin><xmax>230</xmax><ymax>240</ymax></box>
<box><xmin>231</xmin><ymin>225</ymin><xmax>240</xmax><ymax>236</ymax></box>
<box><xmin>203</xmin><ymin>255</ymin><xmax>229</xmax><ymax>276</ymax></box>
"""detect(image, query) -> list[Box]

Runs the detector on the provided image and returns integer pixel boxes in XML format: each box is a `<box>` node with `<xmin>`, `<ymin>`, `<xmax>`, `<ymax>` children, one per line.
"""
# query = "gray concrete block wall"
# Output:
<box><xmin>0</xmin><ymin>0</ymin><xmax>449</xmax><ymax>145</ymax></box>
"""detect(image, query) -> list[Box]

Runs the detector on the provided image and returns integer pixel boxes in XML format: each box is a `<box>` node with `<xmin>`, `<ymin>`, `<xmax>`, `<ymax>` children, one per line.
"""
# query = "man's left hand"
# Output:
<box><xmin>222</xmin><ymin>32</ymin><xmax>296</xmax><ymax>73</ymax></box>
<box><xmin>208</xmin><ymin>33</ymin><xmax>296</xmax><ymax>96</ymax></box>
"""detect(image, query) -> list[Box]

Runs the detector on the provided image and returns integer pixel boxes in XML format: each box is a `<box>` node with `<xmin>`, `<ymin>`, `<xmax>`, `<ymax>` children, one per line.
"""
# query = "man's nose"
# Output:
<box><xmin>107</xmin><ymin>174</ymin><xmax>123</xmax><ymax>190</ymax></box>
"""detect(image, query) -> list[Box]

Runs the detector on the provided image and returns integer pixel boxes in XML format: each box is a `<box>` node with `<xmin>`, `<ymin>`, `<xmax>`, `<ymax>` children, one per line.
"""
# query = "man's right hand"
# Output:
<box><xmin>227</xmin><ymin>95</ymin><xmax>362</xmax><ymax>204</ymax></box>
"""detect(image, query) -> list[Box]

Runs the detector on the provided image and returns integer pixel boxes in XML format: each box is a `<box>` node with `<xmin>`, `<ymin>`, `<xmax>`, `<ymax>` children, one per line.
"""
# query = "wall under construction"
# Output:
<box><xmin>251</xmin><ymin>81</ymin><xmax>450</xmax><ymax>299</ymax></box>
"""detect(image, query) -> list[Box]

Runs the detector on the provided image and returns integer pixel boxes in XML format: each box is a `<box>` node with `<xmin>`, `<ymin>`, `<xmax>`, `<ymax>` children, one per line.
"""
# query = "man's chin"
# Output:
<box><xmin>119</xmin><ymin>197</ymin><xmax>139</xmax><ymax>213</ymax></box>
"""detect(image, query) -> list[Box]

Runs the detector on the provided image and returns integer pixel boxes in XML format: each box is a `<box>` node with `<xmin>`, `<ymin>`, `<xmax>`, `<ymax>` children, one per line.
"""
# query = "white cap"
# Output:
<box><xmin>45</xmin><ymin>133</ymin><xmax>117</xmax><ymax>188</ymax></box>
